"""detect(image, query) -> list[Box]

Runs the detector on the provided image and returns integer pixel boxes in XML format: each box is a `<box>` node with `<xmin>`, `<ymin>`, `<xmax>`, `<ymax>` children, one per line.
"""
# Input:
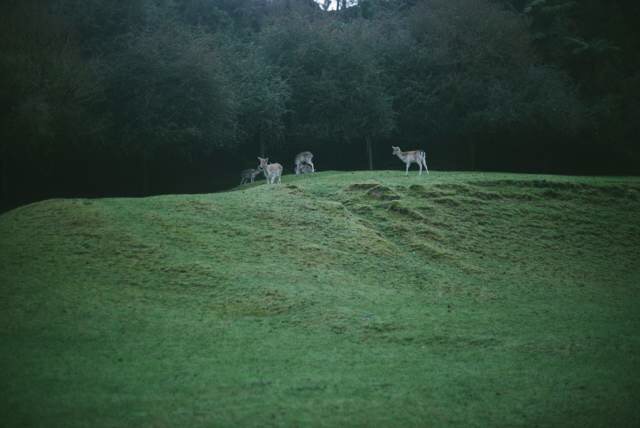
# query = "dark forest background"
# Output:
<box><xmin>1</xmin><ymin>0</ymin><xmax>639</xmax><ymax>212</ymax></box>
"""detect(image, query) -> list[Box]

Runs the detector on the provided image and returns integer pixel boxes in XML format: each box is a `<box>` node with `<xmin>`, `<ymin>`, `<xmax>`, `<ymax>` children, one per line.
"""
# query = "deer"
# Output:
<box><xmin>257</xmin><ymin>157</ymin><xmax>283</xmax><ymax>184</ymax></box>
<box><xmin>297</xmin><ymin>164</ymin><xmax>314</xmax><ymax>175</ymax></box>
<box><xmin>392</xmin><ymin>146</ymin><xmax>429</xmax><ymax>176</ymax></box>
<box><xmin>240</xmin><ymin>168</ymin><xmax>262</xmax><ymax>185</ymax></box>
<box><xmin>294</xmin><ymin>151</ymin><xmax>315</xmax><ymax>175</ymax></box>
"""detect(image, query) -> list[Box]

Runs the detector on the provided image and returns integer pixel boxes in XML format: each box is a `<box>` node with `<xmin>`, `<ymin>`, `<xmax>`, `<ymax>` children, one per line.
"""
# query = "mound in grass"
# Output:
<box><xmin>1</xmin><ymin>171</ymin><xmax>639</xmax><ymax>427</ymax></box>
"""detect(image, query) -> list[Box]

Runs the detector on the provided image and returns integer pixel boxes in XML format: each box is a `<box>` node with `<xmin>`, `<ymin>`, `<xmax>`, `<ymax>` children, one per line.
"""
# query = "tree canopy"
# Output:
<box><xmin>1</xmin><ymin>0</ymin><xmax>638</xmax><ymax>210</ymax></box>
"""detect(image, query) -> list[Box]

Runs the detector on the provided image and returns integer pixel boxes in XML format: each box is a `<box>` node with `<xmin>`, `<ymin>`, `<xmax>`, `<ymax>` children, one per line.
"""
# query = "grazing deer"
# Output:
<box><xmin>297</xmin><ymin>164</ymin><xmax>313</xmax><ymax>175</ymax></box>
<box><xmin>258</xmin><ymin>157</ymin><xmax>283</xmax><ymax>184</ymax></box>
<box><xmin>294</xmin><ymin>151</ymin><xmax>315</xmax><ymax>175</ymax></box>
<box><xmin>392</xmin><ymin>146</ymin><xmax>429</xmax><ymax>176</ymax></box>
<box><xmin>240</xmin><ymin>168</ymin><xmax>262</xmax><ymax>184</ymax></box>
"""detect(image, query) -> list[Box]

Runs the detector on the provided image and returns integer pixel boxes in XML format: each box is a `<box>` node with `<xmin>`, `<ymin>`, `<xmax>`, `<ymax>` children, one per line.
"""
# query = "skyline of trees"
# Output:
<box><xmin>1</xmin><ymin>0</ymin><xmax>638</xmax><ymax>211</ymax></box>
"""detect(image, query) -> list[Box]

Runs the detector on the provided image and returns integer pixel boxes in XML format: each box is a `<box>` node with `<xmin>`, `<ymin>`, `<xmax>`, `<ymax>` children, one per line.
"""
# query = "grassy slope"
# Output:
<box><xmin>1</xmin><ymin>171</ymin><xmax>639</xmax><ymax>427</ymax></box>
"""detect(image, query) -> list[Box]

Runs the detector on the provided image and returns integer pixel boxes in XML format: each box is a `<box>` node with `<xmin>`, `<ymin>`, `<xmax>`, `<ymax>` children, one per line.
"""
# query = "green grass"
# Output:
<box><xmin>1</xmin><ymin>170</ymin><xmax>639</xmax><ymax>427</ymax></box>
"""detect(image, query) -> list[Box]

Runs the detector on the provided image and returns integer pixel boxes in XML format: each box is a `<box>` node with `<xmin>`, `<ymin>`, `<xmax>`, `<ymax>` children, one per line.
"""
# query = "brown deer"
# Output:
<box><xmin>257</xmin><ymin>157</ymin><xmax>283</xmax><ymax>184</ymax></box>
<box><xmin>392</xmin><ymin>146</ymin><xmax>429</xmax><ymax>176</ymax></box>
<box><xmin>240</xmin><ymin>168</ymin><xmax>262</xmax><ymax>184</ymax></box>
<box><xmin>294</xmin><ymin>151</ymin><xmax>315</xmax><ymax>175</ymax></box>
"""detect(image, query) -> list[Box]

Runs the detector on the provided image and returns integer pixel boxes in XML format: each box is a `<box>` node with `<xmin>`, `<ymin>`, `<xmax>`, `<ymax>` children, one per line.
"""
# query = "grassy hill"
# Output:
<box><xmin>1</xmin><ymin>171</ymin><xmax>639</xmax><ymax>427</ymax></box>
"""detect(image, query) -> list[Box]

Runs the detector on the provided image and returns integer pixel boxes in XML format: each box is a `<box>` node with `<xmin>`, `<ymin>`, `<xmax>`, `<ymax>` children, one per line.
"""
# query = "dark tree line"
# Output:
<box><xmin>1</xmin><ymin>0</ymin><xmax>638</xmax><ymax>211</ymax></box>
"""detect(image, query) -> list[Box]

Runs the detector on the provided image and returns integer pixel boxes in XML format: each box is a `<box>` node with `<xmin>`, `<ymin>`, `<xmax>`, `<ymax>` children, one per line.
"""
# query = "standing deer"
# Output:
<box><xmin>258</xmin><ymin>157</ymin><xmax>283</xmax><ymax>184</ymax></box>
<box><xmin>294</xmin><ymin>151</ymin><xmax>315</xmax><ymax>175</ymax></box>
<box><xmin>240</xmin><ymin>168</ymin><xmax>262</xmax><ymax>185</ymax></box>
<box><xmin>392</xmin><ymin>146</ymin><xmax>429</xmax><ymax>176</ymax></box>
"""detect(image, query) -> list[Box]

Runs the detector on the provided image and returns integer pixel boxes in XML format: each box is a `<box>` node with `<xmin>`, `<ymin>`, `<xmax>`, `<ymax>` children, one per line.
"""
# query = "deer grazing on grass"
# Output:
<box><xmin>392</xmin><ymin>146</ymin><xmax>429</xmax><ymax>176</ymax></box>
<box><xmin>258</xmin><ymin>157</ymin><xmax>283</xmax><ymax>184</ymax></box>
<box><xmin>294</xmin><ymin>151</ymin><xmax>315</xmax><ymax>175</ymax></box>
<box><xmin>240</xmin><ymin>168</ymin><xmax>262</xmax><ymax>184</ymax></box>
<box><xmin>297</xmin><ymin>163</ymin><xmax>313</xmax><ymax>175</ymax></box>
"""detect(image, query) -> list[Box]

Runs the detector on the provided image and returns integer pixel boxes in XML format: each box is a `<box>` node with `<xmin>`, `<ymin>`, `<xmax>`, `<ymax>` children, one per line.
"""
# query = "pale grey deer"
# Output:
<box><xmin>258</xmin><ymin>157</ymin><xmax>283</xmax><ymax>184</ymax></box>
<box><xmin>240</xmin><ymin>168</ymin><xmax>262</xmax><ymax>184</ymax></box>
<box><xmin>392</xmin><ymin>146</ymin><xmax>429</xmax><ymax>176</ymax></box>
<box><xmin>294</xmin><ymin>151</ymin><xmax>315</xmax><ymax>175</ymax></box>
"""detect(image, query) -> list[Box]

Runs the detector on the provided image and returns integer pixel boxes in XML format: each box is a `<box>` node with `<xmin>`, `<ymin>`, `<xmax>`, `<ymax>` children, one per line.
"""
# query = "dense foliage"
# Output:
<box><xmin>1</xmin><ymin>0</ymin><xmax>638</xmax><ymax>209</ymax></box>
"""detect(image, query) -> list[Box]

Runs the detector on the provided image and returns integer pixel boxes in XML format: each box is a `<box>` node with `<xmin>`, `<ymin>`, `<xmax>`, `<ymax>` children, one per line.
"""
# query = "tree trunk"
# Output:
<box><xmin>366</xmin><ymin>136</ymin><xmax>373</xmax><ymax>170</ymax></box>
<box><xmin>468</xmin><ymin>139</ymin><xmax>476</xmax><ymax>171</ymax></box>
<box><xmin>1</xmin><ymin>147</ymin><xmax>8</xmax><ymax>204</ymax></box>
<box><xmin>141</xmin><ymin>151</ymin><xmax>150</xmax><ymax>196</ymax></box>
<box><xmin>259</xmin><ymin>131</ymin><xmax>266</xmax><ymax>158</ymax></box>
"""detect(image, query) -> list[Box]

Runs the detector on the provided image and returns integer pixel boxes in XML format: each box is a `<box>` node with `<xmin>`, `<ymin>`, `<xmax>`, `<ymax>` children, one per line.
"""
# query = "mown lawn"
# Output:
<box><xmin>1</xmin><ymin>171</ymin><xmax>639</xmax><ymax>427</ymax></box>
